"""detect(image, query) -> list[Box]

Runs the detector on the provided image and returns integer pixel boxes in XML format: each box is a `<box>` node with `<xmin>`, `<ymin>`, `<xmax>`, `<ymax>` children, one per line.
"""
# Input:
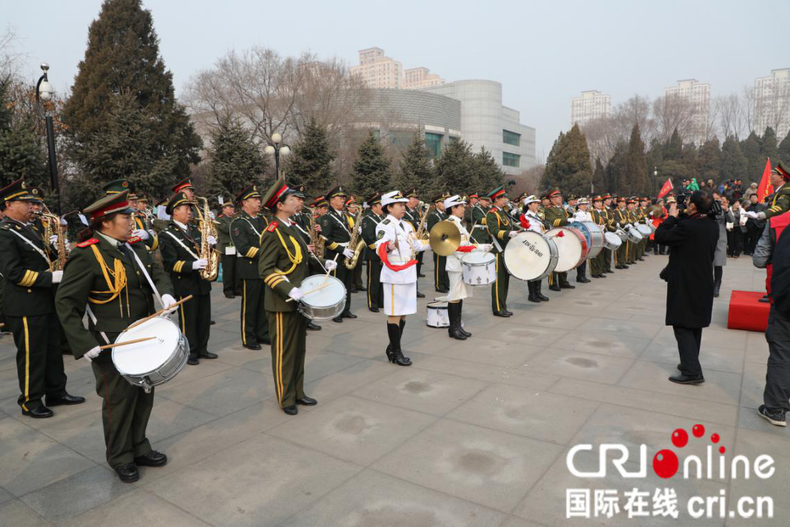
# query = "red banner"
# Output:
<box><xmin>757</xmin><ymin>158</ymin><xmax>773</xmax><ymax>203</ymax></box>
<box><xmin>658</xmin><ymin>178</ymin><xmax>674</xmax><ymax>199</ymax></box>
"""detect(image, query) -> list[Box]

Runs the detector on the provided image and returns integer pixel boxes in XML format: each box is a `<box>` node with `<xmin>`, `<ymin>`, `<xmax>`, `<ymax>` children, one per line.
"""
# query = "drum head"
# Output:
<box><xmin>504</xmin><ymin>231</ymin><xmax>557</xmax><ymax>281</ymax></box>
<box><xmin>462</xmin><ymin>251</ymin><xmax>495</xmax><ymax>265</ymax></box>
<box><xmin>427</xmin><ymin>301</ymin><xmax>448</xmax><ymax>309</ymax></box>
<box><xmin>113</xmin><ymin>317</ymin><xmax>181</xmax><ymax>375</ymax></box>
<box><xmin>547</xmin><ymin>228</ymin><xmax>584</xmax><ymax>272</ymax></box>
<box><xmin>604</xmin><ymin>232</ymin><xmax>622</xmax><ymax>249</ymax></box>
<box><xmin>300</xmin><ymin>275</ymin><xmax>346</xmax><ymax>308</ymax></box>
<box><xmin>636</xmin><ymin>224</ymin><xmax>652</xmax><ymax>236</ymax></box>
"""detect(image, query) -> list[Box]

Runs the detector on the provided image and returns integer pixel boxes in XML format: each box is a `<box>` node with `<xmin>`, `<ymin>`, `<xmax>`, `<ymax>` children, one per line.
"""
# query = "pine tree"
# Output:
<box><xmin>472</xmin><ymin>147</ymin><xmax>504</xmax><ymax>195</ymax></box>
<box><xmin>740</xmin><ymin>131</ymin><xmax>763</xmax><ymax>182</ymax></box>
<box><xmin>351</xmin><ymin>132</ymin><xmax>391</xmax><ymax>199</ymax></box>
<box><xmin>207</xmin><ymin>116</ymin><xmax>267</xmax><ymax>198</ymax></box>
<box><xmin>719</xmin><ymin>135</ymin><xmax>748</xmax><ymax>182</ymax></box>
<box><xmin>778</xmin><ymin>131</ymin><xmax>790</xmax><ymax>164</ymax></box>
<box><xmin>395</xmin><ymin>132</ymin><xmax>434</xmax><ymax>195</ymax></box>
<box><xmin>63</xmin><ymin>0</ymin><xmax>201</xmax><ymax>196</ymax></box>
<box><xmin>284</xmin><ymin>118</ymin><xmax>334</xmax><ymax>197</ymax></box>
<box><xmin>592</xmin><ymin>157</ymin><xmax>606</xmax><ymax>193</ymax></box>
<box><xmin>605</xmin><ymin>142</ymin><xmax>628</xmax><ymax>194</ymax></box>
<box><xmin>540</xmin><ymin>125</ymin><xmax>592</xmax><ymax>196</ymax></box>
<box><xmin>540</xmin><ymin>133</ymin><xmax>564</xmax><ymax>190</ymax></box>
<box><xmin>696</xmin><ymin>138</ymin><xmax>721</xmax><ymax>184</ymax></box>
<box><xmin>434</xmin><ymin>139</ymin><xmax>476</xmax><ymax>195</ymax></box>
<box><xmin>664</xmin><ymin>128</ymin><xmax>683</xmax><ymax>161</ymax></box>
<box><xmin>625</xmin><ymin>124</ymin><xmax>648</xmax><ymax>195</ymax></box>
<box><xmin>0</xmin><ymin>78</ymin><xmax>47</xmax><ymax>187</ymax></box>
<box><xmin>761</xmin><ymin>127</ymin><xmax>778</xmax><ymax>164</ymax></box>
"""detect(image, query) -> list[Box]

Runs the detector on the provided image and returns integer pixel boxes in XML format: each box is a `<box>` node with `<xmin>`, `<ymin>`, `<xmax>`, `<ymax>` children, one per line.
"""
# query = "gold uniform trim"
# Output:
<box><xmin>245</xmin><ymin>247</ymin><xmax>259</xmax><ymax>258</ymax></box>
<box><xmin>22</xmin><ymin>317</ymin><xmax>30</xmax><ymax>411</ymax></box>
<box><xmin>18</xmin><ymin>270</ymin><xmax>38</xmax><ymax>287</ymax></box>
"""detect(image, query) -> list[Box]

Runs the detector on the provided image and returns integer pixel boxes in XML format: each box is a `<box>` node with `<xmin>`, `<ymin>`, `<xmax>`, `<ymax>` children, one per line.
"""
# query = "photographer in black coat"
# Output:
<box><xmin>655</xmin><ymin>191</ymin><xmax>719</xmax><ymax>385</ymax></box>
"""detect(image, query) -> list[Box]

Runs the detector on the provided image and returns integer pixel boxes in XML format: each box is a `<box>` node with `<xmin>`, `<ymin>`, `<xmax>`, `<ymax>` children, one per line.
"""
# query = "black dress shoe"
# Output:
<box><xmin>244</xmin><ymin>343</ymin><xmax>262</xmax><ymax>351</ymax></box>
<box><xmin>296</xmin><ymin>396</ymin><xmax>317</xmax><ymax>406</ymax></box>
<box><xmin>549</xmin><ymin>284</ymin><xmax>561</xmax><ymax>291</ymax></box>
<box><xmin>261</xmin><ymin>336</ymin><xmax>271</xmax><ymax>345</ymax></box>
<box><xmin>199</xmin><ymin>352</ymin><xmax>218</xmax><ymax>359</ymax></box>
<box><xmin>416</xmin><ymin>291</ymin><xmax>425</xmax><ymax>298</ymax></box>
<box><xmin>502</xmin><ymin>310</ymin><xmax>513</xmax><ymax>316</ymax></box>
<box><xmin>342</xmin><ymin>312</ymin><xmax>357</xmax><ymax>319</ymax></box>
<box><xmin>357</xmin><ymin>286</ymin><xmax>366</xmax><ymax>291</ymax></box>
<box><xmin>22</xmin><ymin>406</ymin><xmax>54</xmax><ymax>418</ymax></box>
<box><xmin>369</xmin><ymin>307</ymin><xmax>380</xmax><ymax>313</ymax></box>
<box><xmin>560</xmin><ymin>283</ymin><xmax>575</xmax><ymax>289</ymax></box>
<box><xmin>134</xmin><ymin>450</ymin><xmax>168</xmax><ymax>467</ymax></box>
<box><xmin>418</xmin><ymin>273</ymin><xmax>426</xmax><ymax>277</ymax></box>
<box><xmin>187</xmin><ymin>356</ymin><xmax>200</xmax><ymax>365</ymax></box>
<box><xmin>598</xmin><ymin>274</ymin><xmax>606</xmax><ymax>278</ymax></box>
<box><xmin>350</xmin><ymin>287</ymin><xmax>359</xmax><ymax>294</ymax></box>
<box><xmin>283</xmin><ymin>405</ymin><xmax>298</xmax><ymax>415</ymax></box>
<box><xmin>210</xmin><ymin>320</ymin><xmax>216</xmax><ymax>325</ymax></box>
<box><xmin>493</xmin><ymin>311</ymin><xmax>510</xmax><ymax>318</ymax></box>
<box><xmin>114</xmin><ymin>463</ymin><xmax>139</xmax><ymax>483</ymax></box>
<box><xmin>224</xmin><ymin>293</ymin><xmax>235</xmax><ymax>299</ymax></box>
<box><xmin>46</xmin><ymin>393</ymin><xmax>86</xmax><ymax>406</ymax></box>
<box><xmin>333</xmin><ymin>316</ymin><xmax>343</xmax><ymax>323</ymax></box>
<box><xmin>668</xmin><ymin>374</ymin><xmax>704</xmax><ymax>385</ymax></box>
<box><xmin>306</xmin><ymin>321</ymin><xmax>322</xmax><ymax>331</ymax></box>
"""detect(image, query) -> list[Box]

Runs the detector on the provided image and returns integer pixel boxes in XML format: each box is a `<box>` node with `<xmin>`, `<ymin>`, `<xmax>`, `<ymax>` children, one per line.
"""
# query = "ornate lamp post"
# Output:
<box><xmin>264</xmin><ymin>133</ymin><xmax>291</xmax><ymax>178</ymax></box>
<box><xmin>35</xmin><ymin>62</ymin><xmax>61</xmax><ymax>215</ymax></box>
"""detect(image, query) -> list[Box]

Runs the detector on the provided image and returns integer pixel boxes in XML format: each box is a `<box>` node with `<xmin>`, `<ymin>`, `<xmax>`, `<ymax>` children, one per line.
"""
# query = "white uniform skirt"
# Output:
<box><xmin>383</xmin><ymin>282</ymin><xmax>417</xmax><ymax>316</ymax></box>
<box><xmin>444</xmin><ymin>270</ymin><xmax>470</xmax><ymax>301</ymax></box>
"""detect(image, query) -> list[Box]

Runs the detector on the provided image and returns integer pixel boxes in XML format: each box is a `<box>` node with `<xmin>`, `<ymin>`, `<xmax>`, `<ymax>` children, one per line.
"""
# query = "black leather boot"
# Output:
<box><xmin>458</xmin><ymin>300</ymin><xmax>471</xmax><ymax>337</ymax></box>
<box><xmin>448</xmin><ymin>302</ymin><xmax>467</xmax><ymax>340</ymax></box>
<box><xmin>386</xmin><ymin>322</ymin><xmax>411</xmax><ymax>366</ymax></box>
<box><xmin>536</xmin><ymin>281</ymin><xmax>549</xmax><ymax>301</ymax></box>
<box><xmin>528</xmin><ymin>281</ymin><xmax>540</xmax><ymax>303</ymax></box>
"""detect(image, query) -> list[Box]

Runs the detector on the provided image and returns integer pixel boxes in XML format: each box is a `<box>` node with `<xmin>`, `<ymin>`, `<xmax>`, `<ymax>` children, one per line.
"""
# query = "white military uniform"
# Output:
<box><xmin>524</xmin><ymin>210</ymin><xmax>544</xmax><ymax>234</ymax></box>
<box><xmin>573</xmin><ymin>209</ymin><xmax>592</xmax><ymax>223</ymax></box>
<box><xmin>442</xmin><ymin>215</ymin><xmax>484</xmax><ymax>302</ymax></box>
<box><xmin>375</xmin><ymin>214</ymin><xmax>428</xmax><ymax>316</ymax></box>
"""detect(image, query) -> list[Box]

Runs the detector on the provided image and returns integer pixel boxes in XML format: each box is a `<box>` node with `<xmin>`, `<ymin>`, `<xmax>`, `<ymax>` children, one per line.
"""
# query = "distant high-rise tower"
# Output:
<box><xmin>403</xmin><ymin>67</ymin><xmax>444</xmax><ymax>90</ymax></box>
<box><xmin>663</xmin><ymin>79</ymin><xmax>711</xmax><ymax>146</ymax></box>
<box><xmin>754</xmin><ymin>68</ymin><xmax>790</xmax><ymax>141</ymax></box>
<box><xmin>350</xmin><ymin>48</ymin><xmax>403</xmax><ymax>89</ymax></box>
<box><xmin>570</xmin><ymin>90</ymin><xmax>611</xmax><ymax>128</ymax></box>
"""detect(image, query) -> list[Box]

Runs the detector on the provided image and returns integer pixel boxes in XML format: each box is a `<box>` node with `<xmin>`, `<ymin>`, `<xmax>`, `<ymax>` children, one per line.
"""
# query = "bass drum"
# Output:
<box><xmin>603</xmin><ymin>231</ymin><xmax>622</xmax><ymax>251</ymax></box>
<box><xmin>547</xmin><ymin>227</ymin><xmax>587</xmax><ymax>272</ymax></box>
<box><xmin>570</xmin><ymin>221</ymin><xmax>604</xmax><ymax>259</ymax></box>
<box><xmin>503</xmin><ymin>231</ymin><xmax>559</xmax><ymax>281</ymax></box>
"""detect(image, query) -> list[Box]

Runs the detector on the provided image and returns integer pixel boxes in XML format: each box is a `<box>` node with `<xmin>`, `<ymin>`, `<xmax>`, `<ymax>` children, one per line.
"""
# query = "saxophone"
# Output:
<box><xmin>414</xmin><ymin>204</ymin><xmax>433</xmax><ymax>241</ymax></box>
<box><xmin>309</xmin><ymin>213</ymin><xmax>326</xmax><ymax>258</ymax></box>
<box><xmin>343</xmin><ymin>206</ymin><xmax>366</xmax><ymax>269</ymax></box>
<box><xmin>196</xmin><ymin>197</ymin><xmax>220</xmax><ymax>281</ymax></box>
<box><xmin>38</xmin><ymin>206</ymin><xmax>68</xmax><ymax>271</ymax></box>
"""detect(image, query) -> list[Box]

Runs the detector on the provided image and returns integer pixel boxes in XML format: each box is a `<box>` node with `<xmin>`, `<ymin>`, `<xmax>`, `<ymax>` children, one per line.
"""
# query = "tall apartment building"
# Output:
<box><xmin>663</xmin><ymin>79</ymin><xmax>711</xmax><ymax>146</ymax></box>
<box><xmin>570</xmin><ymin>90</ymin><xmax>611</xmax><ymax>128</ymax></box>
<box><xmin>403</xmin><ymin>67</ymin><xmax>444</xmax><ymax>90</ymax></box>
<box><xmin>754</xmin><ymin>68</ymin><xmax>790</xmax><ymax>141</ymax></box>
<box><xmin>350</xmin><ymin>47</ymin><xmax>402</xmax><ymax>89</ymax></box>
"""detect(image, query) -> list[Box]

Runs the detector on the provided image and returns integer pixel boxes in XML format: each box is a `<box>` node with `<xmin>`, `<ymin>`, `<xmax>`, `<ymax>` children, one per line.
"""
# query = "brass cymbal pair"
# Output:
<box><xmin>429</xmin><ymin>221</ymin><xmax>461</xmax><ymax>256</ymax></box>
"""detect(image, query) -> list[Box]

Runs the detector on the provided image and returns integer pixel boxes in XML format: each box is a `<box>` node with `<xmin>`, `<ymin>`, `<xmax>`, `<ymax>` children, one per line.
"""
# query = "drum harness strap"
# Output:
<box><xmin>163</xmin><ymin>230</ymin><xmax>199</xmax><ymax>260</ymax></box>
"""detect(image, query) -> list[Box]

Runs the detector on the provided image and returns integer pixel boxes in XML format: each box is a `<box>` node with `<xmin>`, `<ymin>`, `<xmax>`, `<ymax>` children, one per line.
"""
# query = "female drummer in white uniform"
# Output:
<box><xmin>442</xmin><ymin>195</ymin><xmax>490</xmax><ymax>340</ymax></box>
<box><xmin>375</xmin><ymin>191</ymin><xmax>429</xmax><ymax>366</ymax></box>
<box><xmin>572</xmin><ymin>198</ymin><xmax>593</xmax><ymax>284</ymax></box>
<box><xmin>521</xmin><ymin>195</ymin><xmax>550</xmax><ymax>303</ymax></box>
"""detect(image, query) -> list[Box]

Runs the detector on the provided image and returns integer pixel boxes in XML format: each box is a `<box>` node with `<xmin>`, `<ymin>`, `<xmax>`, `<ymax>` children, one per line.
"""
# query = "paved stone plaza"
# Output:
<box><xmin>1</xmin><ymin>254</ymin><xmax>788</xmax><ymax>526</ymax></box>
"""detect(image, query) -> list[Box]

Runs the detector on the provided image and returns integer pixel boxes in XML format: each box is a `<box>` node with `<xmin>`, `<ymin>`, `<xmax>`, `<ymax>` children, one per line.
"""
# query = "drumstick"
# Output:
<box><xmin>126</xmin><ymin>295</ymin><xmax>194</xmax><ymax>331</ymax></box>
<box><xmin>285</xmin><ymin>282</ymin><xmax>333</xmax><ymax>302</ymax></box>
<box><xmin>98</xmin><ymin>337</ymin><xmax>157</xmax><ymax>350</ymax></box>
<box><xmin>321</xmin><ymin>254</ymin><xmax>339</xmax><ymax>286</ymax></box>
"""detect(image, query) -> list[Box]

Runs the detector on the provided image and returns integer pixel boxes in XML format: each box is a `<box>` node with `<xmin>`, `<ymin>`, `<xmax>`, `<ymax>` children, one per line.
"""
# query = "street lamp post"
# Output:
<box><xmin>35</xmin><ymin>63</ymin><xmax>61</xmax><ymax>215</ymax></box>
<box><xmin>654</xmin><ymin>167</ymin><xmax>658</xmax><ymax>196</ymax></box>
<box><xmin>263</xmin><ymin>133</ymin><xmax>291</xmax><ymax>179</ymax></box>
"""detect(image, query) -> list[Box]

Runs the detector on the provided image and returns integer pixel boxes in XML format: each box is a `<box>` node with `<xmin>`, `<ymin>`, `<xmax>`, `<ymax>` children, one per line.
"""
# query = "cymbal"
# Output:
<box><xmin>429</xmin><ymin>220</ymin><xmax>461</xmax><ymax>256</ymax></box>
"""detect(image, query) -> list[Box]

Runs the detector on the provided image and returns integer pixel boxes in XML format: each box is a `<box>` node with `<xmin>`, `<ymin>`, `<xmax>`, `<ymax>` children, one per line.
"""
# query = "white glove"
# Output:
<box><xmin>288</xmin><ymin>288</ymin><xmax>303</xmax><ymax>301</ymax></box>
<box><xmin>477</xmin><ymin>244</ymin><xmax>492</xmax><ymax>252</ymax></box>
<box><xmin>132</xmin><ymin>229</ymin><xmax>150</xmax><ymax>241</ymax></box>
<box><xmin>49</xmin><ymin>234</ymin><xmax>58</xmax><ymax>245</ymax></box>
<box><xmin>207</xmin><ymin>235</ymin><xmax>217</xmax><ymax>246</ymax></box>
<box><xmin>324</xmin><ymin>259</ymin><xmax>338</xmax><ymax>272</ymax></box>
<box><xmin>192</xmin><ymin>258</ymin><xmax>208</xmax><ymax>270</ymax></box>
<box><xmin>756</xmin><ymin>211</ymin><xmax>766</xmax><ymax>221</ymax></box>
<box><xmin>161</xmin><ymin>294</ymin><xmax>177</xmax><ymax>311</ymax></box>
<box><xmin>209</xmin><ymin>211</ymin><xmax>216</xmax><ymax>220</ymax></box>
<box><xmin>83</xmin><ymin>346</ymin><xmax>102</xmax><ymax>363</ymax></box>
<box><xmin>508</xmin><ymin>231</ymin><xmax>519</xmax><ymax>238</ymax></box>
<box><xmin>343</xmin><ymin>248</ymin><xmax>355</xmax><ymax>259</ymax></box>
<box><xmin>744</xmin><ymin>211</ymin><xmax>758</xmax><ymax>219</ymax></box>
<box><xmin>51</xmin><ymin>270</ymin><xmax>63</xmax><ymax>283</ymax></box>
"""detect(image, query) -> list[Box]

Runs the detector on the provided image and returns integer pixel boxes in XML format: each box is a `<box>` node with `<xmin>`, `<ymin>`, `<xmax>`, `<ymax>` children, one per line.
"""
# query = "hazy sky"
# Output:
<box><xmin>5</xmin><ymin>0</ymin><xmax>789</xmax><ymax>161</ymax></box>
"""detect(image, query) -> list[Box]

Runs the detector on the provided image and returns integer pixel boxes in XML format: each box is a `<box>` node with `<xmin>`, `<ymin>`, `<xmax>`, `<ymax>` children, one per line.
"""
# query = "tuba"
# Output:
<box><xmin>343</xmin><ymin>206</ymin><xmax>366</xmax><ymax>269</ymax></box>
<box><xmin>196</xmin><ymin>197</ymin><xmax>220</xmax><ymax>281</ymax></box>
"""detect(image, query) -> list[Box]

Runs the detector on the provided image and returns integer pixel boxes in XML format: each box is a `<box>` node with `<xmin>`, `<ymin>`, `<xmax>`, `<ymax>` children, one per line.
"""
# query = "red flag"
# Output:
<box><xmin>757</xmin><ymin>158</ymin><xmax>773</xmax><ymax>203</ymax></box>
<box><xmin>658</xmin><ymin>178</ymin><xmax>673</xmax><ymax>199</ymax></box>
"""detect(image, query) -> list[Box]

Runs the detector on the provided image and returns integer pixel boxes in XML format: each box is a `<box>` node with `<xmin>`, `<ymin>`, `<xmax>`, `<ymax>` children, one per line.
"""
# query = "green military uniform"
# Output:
<box><xmin>601</xmin><ymin>198</ymin><xmax>616</xmax><ymax>272</ymax></box>
<box><xmin>613</xmin><ymin>204</ymin><xmax>631</xmax><ymax>267</ymax></box>
<box><xmin>427</xmin><ymin>199</ymin><xmax>449</xmax><ymax>293</ymax></box>
<box><xmin>258</xmin><ymin>179</ymin><xmax>325</xmax><ymax>413</ymax></box>
<box><xmin>361</xmin><ymin>194</ymin><xmax>384</xmax><ymax>311</ymax></box>
<box><xmin>543</xmin><ymin>197</ymin><xmax>573</xmax><ymax>289</ymax></box>
<box><xmin>318</xmin><ymin>186</ymin><xmax>355</xmax><ymax>321</ymax></box>
<box><xmin>403</xmin><ymin>191</ymin><xmax>425</xmax><ymax>280</ymax></box>
<box><xmin>485</xmin><ymin>187</ymin><xmax>517</xmax><ymax>316</ymax></box>
<box><xmin>159</xmin><ymin>193</ymin><xmax>214</xmax><ymax>364</ymax></box>
<box><xmin>347</xmin><ymin>207</ymin><xmax>366</xmax><ymax>292</ymax></box>
<box><xmin>470</xmin><ymin>202</ymin><xmax>491</xmax><ymax>244</ymax></box>
<box><xmin>590</xmin><ymin>198</ymin><xmax>615</xmax><ymax>278</ymax></box>
<box><xmin>231</xmin><ymin>185</ymin><xmax>270</xmax><ymax>349</ymax></box>
<box><xmin>217</xmin><ymin>205</ymin><xmax>238</xmax><ymax>298</ymax></box>
<box><xmin>0</xmin><ymin>181</ymin><xmax>71</xmax><ymax>416</ymax></box>
<box><xmin>763</xmin><ymin>174</ymin><xmax>790</xmax><ymax>220</ymax></box>
<box><xmin>55</xmin><ymin>190</ymin><xmax>173</xmax><ymax>472</ymax></box>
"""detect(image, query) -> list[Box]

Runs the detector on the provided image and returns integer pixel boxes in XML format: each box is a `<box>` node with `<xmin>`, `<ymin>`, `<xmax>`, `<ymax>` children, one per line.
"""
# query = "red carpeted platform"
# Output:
<box><xmin>727</xmin><ymin>290</ymin><xmax>770</xmax><ymax>332</ymax></box>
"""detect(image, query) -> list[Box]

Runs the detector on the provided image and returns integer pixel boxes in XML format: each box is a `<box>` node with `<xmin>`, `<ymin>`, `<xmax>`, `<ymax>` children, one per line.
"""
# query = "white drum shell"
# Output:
<box><xmin>503</xmin><ymin>231</ymin><xmax>559</xmax><ymax>281</ymax></box>
<box><xmin>113</xmin><ymin>317</ymin><xmax>188</xmax><ymax>391</ymax></box>
<box><xmin>636</xmin><ymin>224</ymin><xmax>652</xmax><ymax>236</ymax></box>
<box><xmin>547</xmin><ymin>228</ymin><xmax>586</xmax><ymax>272</ymax></box>
<box><xmin>461</xmin><ymin>251</ymin><xmax>496</xmax><ymax>286</ymax></box>
<box><xmin>298</xmin><ymin>275</ymin><xmax>347</xmax><ymax>320</ymax></box>
<box><xmin>603</xmin><ymin>232</ymin><xmax>622</xmax><ymax>250</ymax></box>
<box><xmin>426</xmin><ymin>301</ymin><xmax>449</xmax><ymax>327</ymax></box>
<box><xmin>625</xmin><ymin>224</ymin><xmax>643</xmax><ymax>243</ymax></box>
<box><xmin>581</xmin><ymin>221</ymin><xmax>604</xmax><ymax>259</ymax></box>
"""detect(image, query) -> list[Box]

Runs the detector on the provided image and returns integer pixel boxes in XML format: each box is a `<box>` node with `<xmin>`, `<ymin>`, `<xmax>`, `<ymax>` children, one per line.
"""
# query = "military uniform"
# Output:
<box><xmin>601</xmin><ymin>196</ymin><xmax>616</xmax><ymax>272</ymax></box>
<box><xmin>613</xmin><ymin>203</ymin><xmax>631</xmax><ymax>268</ymax></box>
<box><xmin>763</xmin><ymin>180</ymin><xmax>790</xmax><ymax>220</ymax></box>
<box><xmin>217</xmin><ymin>206</ymin><xmax>239</xmax><ymax>298</ymax></box>
<box><xmin>159</xmin><ymin>193</ymin><xmax>215</xmax><ymax>364</ymax></box>
<box><xmin>318</xmin><ymin>186</ymin><xmax>356</xmax><ymax>321</ymax></box>
<box><xmin>361</xmin><ymin>194</ymin><xmax>385</xmax><ymax>311</ymax></box>
<box><xmin>485</xmin><ymin>187</ymin><xmax>517</xmax><ymax>316</ymax></box>
<box><xmin>470</xmin><ymin>202</ymin><xmax>491</xmax><ymax>244</ymax></box>
<box><xmin>403</xmin><ymin>192</ymin><xmax>426</xmax><ymax>285</ymax></box>
<box><xmin>55</xmin><ymin>190</ymin><xmax>173</xmax><ymax>478</ymax></box>
<box><xmin>427</xmin><ymin>200</ymin><xmax>450</xmax><ymax>293</ymax></box>
<box><xmin>590</xmin><ymin>197</ymin><xmax>615</xmax><ymax>278</ymax></box>
<box><xmin>543</xmin><ymin>194</ymin><xmax>574</xmax><ymax>290</ymax></box>
<box><xmin>231</xmin><ymin>186</ymin><xmax>270</xmax><ymax>349</ymax></box>
<box><xmin>0</xmin><ymin>181</ymin><xmax>74</xmax><ymax>417</ymax></box>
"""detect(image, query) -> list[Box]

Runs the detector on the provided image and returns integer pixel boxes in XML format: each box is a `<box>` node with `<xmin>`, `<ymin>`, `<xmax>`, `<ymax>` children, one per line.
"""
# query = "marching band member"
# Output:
<box><xmin>258</xmin><ymin>179</ymin><xmax>336</xmax><ymax>415</ymax></box>
<box><xmin>572</xmin><ymin>198</ymin><xmax>592</xmax><ymax>283</ymax></box>
<box><xmin>590</xmin><ymin>196</ymin><xmax>613</xmax><ymax>278</ymax></box>
<box><xmin>626</xmin><ymin>198</ymin><xmax>642</xmax><ymax>263</ymax></box>
<box><xmin>103</xmin><ymin>180</ymin><xmax>158</xmax><ymax>251</ymax></box>
<box><xmin>544</xmin><ymin>190</ymin><xmax>574</xmax><ymax>291</ymax></box>
<box><xmin>0</xmin><ymin>180</ymin><xmax>84</xmax><ymax>419</ymax></box>
<box><xmin>318</xmin><ymin>186</ymin><xmax>357</xmax><ymax>323</ymax></box>
<box><xmin>470</xmin><ymin>192</ymin><xmax>492</xmax><ymax>245</ymax></box>
<box><xmin>613</xmin><ymin>197</ymin><xmax>631</xmax><ymax>269</ymax></box>
<box><xmin>375</xmin><ymin>191</ymin><xmax>429</xmax><ymax>366</ymax></box>
<box><xmin>442</xmin><ymin>195</ymin><xmax>491</xmax><ymax>339</ymax></box>
<box><xmin>55</xmin><ymin>190</ymin><xmax>176</xmax><ymax>482</ymax></box>
<box><xmin>403</xmin><ymin>189</ymin><xmax>426</xmax><ymax>297</ymax></box>
<box><xmin>485</xmin><ymin>186</ymin><xmax>519</xmax><ymax>317</ymax></box>
<box><xmin>427</xmin><ymin>194</ymin><xmax>450</xmax><ymax>293</ymax></box>
<box><xmin>361</xmin><ymin>192</ymin><xmax>385</xmax><ymax>312</ymax></box>
<box><xmin>217</xmin><ymin>199</ymin><xmax>239</xmax><ymax>299</ymax></box>
<box><xmin>522</xmin><ymin>195</ymin><xmax>550</xmax><ymax>302</ymax></box>
<box><xmin>601</xmin><ymin>194</ymin><xmax>616</xmax><ymax>272</ymax></box>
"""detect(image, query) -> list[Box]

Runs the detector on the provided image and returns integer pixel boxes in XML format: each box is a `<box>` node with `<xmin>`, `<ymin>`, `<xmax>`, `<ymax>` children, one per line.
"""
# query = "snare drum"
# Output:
<box><xmin>297</xmin><ymin>275</ymin><xmax>347</xmax><ymax>320</ymax></box>
<box><xmin>603</xmin><ymin>231</ymin><xmax>622</xmax><ymax>250</ymax></box>
<box><xmin>625</xmin><ymin>224</ymin><xmax>643</xmax><ymax>243</ymax></box>
<box><xmin>461</xmin><ymin>251</ymin><xmax>496</xmax><ymax>286</ymax></box>
<box><xmin>547</xmin><ymin>227</ymin><xmax>587</xmax><ymax>272</ymax></box>
<box><xmin>616</xmin><ymin>228</ymin><xmax>628</xmax><ymax>242</ymax></box>
<box><xmin>426</xmin><ymin>301</ymin><xmax>449</xmax><ymax>328</ymax></box>
<box><xmin>113</xmin><ymin>317</ymin><xmax>188</xmax><ymax>392</ymax></box>
<box><xmin>636</xmin><ymin>223</ymin><xmax>652</xmax><ymax>237</ymax></box>
<box><xmin>503</xmin><ymin>231</ymin><xmax>559</xmax><ymax>281</ymax></box>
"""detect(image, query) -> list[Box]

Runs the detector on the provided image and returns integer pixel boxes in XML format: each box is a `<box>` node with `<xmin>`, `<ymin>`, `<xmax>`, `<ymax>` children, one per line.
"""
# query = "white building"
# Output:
<box><xmin>571</xmin><ymin>90</ymin><xmax>611</xmax><ymax>128</ymax></box>
<box><xmin>663</xmin><ymin>79</ymin><xmax>711</xmax><ymax>146</ymax></box>
<box><xmin>423</xmin><ymin>80</ymin><xmax>537</xmax><ymax>175</ymax></box>
<box><xmin>350</xmin><ymin>47</ymin><xmax>402</xmax><ymax>89</ymax></box>
<box><xmin>755</xmin><ymin>68</ymin><xmax>790</xmax><ymax>141</ymax></box>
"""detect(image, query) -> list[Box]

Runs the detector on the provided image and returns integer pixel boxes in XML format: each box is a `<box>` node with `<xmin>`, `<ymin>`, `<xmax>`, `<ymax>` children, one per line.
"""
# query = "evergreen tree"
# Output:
<box><xmin>592</xmin><ymin>157</ymin><xmax>606</xmax><ymax>193</ymax></box>
<box><xmin>696</xmin><ymin>137</ymin><xmax>721</xmax><ymax>184</ymax></box>
<box><xmin>625</xmin><ymin>124</ymin><xmax>648</xmax><ymax>195</ymax></box>
<box><xmin>719</xmin><ymin>135</ymin><xmax>748</xmax><ymax>182</ymax></box>
<box><xmin>540</xmin><ymin>125</ymin><xmax>592</xmax><ymax>196</ymax></box>
<box><xmin>540</xmin><ymin>133</ymin><xmax>564</xmax><ymax>190</ymax></box>
<box><xmin>395</xmin><ymin>132</ymin><xmax>434</xmax><ymax>196</ymax></box>
<box><xmin>605</xmin><ymin>142</ymin><xmax>628</xmax><ymax>194</ymax></box>
<box><xmin>351</xmin><ymin>132</ymin><xmax>391</xmax><ymax>198</ymax></box>
<box><xmin>284</xmin><ymin>118</ymin><xmax>334</xmax><ymax>196</ymax></box>
<box><xmin>434</xmin><ymin>139</ymin><xmax>476</xmax><ymax>195</ymax></box>
<box><xmin>739</xmin><ymin>131</ymin><xmax>763</xmax><ymax>183</ymax></box>
<box><xmin>664</xmin><ymin>128</ymin><xmax>683</xmax><ymax>161</ymax></box>
<box><xmin>207</xmin><ymin>116</ymin><xmax>267</xmax><ymax>198</ymax></box>
<box><xmin>761</xmin><ymin>126</ymin><xmax>778</xmax><ymax>164</ymax></box>
<box><xmin>0</xmin><ymin>78</ymin><xmax>47</xmax><ymax>187</ymax></box>
<box><xmin>472</xmin><ymin>147</ymin><xmax>505</xmax><ymax>194</ymax></box>
<box><xmin>63</xmin><ymin>0</ymin><xmax>201</xmax><ymax>196</ymax></box>
<box><xmin>778</xmin><ymin>131</ymin><xmax>790</xmax><ymax>164</ymax></box>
